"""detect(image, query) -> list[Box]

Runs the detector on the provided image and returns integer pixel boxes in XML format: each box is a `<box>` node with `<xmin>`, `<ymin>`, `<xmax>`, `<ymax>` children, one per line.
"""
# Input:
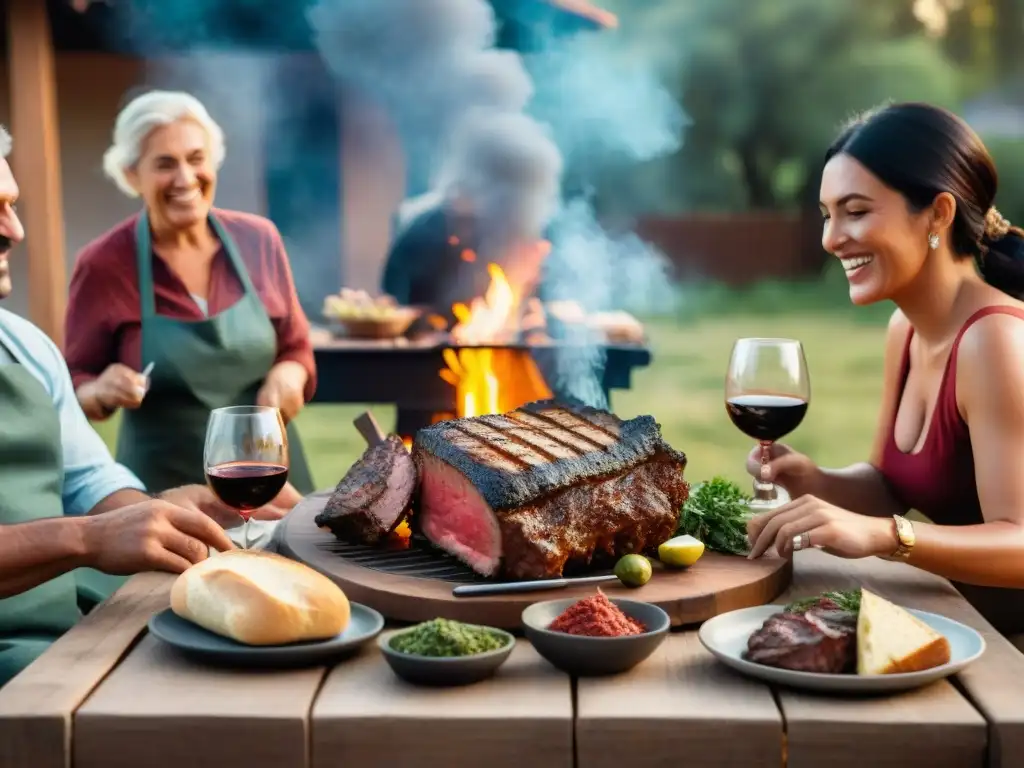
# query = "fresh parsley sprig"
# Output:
<box><xmin>676</xmin><ymin>476</ymin><xmax>753</xmax><ymax>556</ymax></box>
<box><xmin>786</xmin><ymin>589</ymin><xmax>862</xmax><ymax>614</ymax></box>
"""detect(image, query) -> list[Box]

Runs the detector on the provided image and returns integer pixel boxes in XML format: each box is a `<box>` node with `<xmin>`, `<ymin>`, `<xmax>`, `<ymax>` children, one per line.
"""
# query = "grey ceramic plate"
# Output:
<box><xmin>522</xmin><ymin>597</ymin><xmax>670</xmax><ymax>676</ymax></box>
<box><xmin>148</xmin><ymin>603</ymin><xmax>385</xmax><ymax>668</ymax></box>
<box><xmin>378</xmin><ymin>625</ymin><xmax>516</xmax><ymax>686</ymax></box>
<box><xmin>699</xmin><ymin>604</ymin><xmax>986</xmax><ymax>694</ymax></box>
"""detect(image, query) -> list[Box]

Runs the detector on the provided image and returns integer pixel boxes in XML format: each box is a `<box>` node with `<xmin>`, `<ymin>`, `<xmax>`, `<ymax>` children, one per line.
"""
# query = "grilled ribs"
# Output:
<box><xmin>412</xmin><ymin>398</ymin><xmax>689</xmax><ymax>579</ymax></box>
<box><xmin>315</xmin><ymin>434</ymin><xmax>416</xmax><ymax>544</ymax></box>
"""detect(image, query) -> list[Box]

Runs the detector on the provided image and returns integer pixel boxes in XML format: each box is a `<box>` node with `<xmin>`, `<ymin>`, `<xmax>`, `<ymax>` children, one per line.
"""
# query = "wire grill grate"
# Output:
<box><xmin>314</xmin><ymin>535</ymin><xmax>489</xmax><ymax>584</ymax></box>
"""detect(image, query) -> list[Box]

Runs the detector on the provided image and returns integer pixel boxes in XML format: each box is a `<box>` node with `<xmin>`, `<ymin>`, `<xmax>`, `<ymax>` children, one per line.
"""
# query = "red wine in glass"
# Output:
<box><xmin>725</xmin><ymin>395</ymin><xmax>808</xmax><ymax>442</ymax></box>
<box><xmin>725</xmin><ymin>339</ymin><xmax>810</xmax><ymax>510</ymax></box>
<box><xmin>204</xmin><ymin>405</ymin><xmax>289</xmax><ymax>549</ymax></box>
<box><xmin>205</xmin><ymin>462</ymin><xmax>289</xmax><ymax>519</ymax></box>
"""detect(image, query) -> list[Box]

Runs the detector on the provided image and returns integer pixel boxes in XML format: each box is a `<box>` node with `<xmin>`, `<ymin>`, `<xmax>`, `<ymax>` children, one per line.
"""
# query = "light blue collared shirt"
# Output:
<box><xmin>0</xmin><ymin>307</ymin><xmax>146</xmax><ymax>515</ymax></box>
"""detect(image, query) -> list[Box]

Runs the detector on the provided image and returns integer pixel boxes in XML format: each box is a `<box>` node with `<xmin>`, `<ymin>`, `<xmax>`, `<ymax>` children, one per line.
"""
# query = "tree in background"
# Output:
<box><xmin>925</xmin><ymin>0</ymin><xmax>1024</xmax><ymax>83</ymax></box>
<box><xmin>596</xmin><ymin>0</ymin><xmax>962</xmax><ymax>213</ymax></box>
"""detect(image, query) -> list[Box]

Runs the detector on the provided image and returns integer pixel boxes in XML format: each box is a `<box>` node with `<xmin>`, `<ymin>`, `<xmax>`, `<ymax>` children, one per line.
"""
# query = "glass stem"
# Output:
<box><xmin>752</xmin><ymin>440</ymin><xmax>777</xmax><ymax>503</ymax></box>
<box><xmin>759</xmin><ymin>441</ymin><xmax>772</xmax><ymax>484</ymax></box>
<box><xmin>242</xmin><ymin>518</ymin><xmax>250</xmax><ymax>551</ymax></box>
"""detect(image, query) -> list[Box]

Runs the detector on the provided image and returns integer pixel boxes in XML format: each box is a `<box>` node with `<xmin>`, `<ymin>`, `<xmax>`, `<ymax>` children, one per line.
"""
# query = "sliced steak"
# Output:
<box><xmin>412</xmin><ymin>398</ymin><xmax>689</xmax><ymax>579</ymax></box>
<box><xmin>743</xmin><ymin>598</ymin><xmax>857</xmax><ymax>674</ymax></box>
<box><xmin>315</xmin><ymin>434</ymin><xmax>417</xmax><ymax>545</ymax></box>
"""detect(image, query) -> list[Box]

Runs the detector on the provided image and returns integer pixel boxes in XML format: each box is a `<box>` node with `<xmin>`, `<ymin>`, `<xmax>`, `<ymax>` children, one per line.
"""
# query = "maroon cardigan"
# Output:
<box><xmin>64</xmin><ymin>209</ymin><xmax>317</xmax><ymax>402</ymax></box>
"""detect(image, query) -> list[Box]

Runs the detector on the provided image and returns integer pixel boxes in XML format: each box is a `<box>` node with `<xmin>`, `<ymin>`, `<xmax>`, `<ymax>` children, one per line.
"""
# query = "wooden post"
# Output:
<box><xmin>6</xmin><ymin>0</ymin><xmax>67</xmax><ymax>346</ymax></box>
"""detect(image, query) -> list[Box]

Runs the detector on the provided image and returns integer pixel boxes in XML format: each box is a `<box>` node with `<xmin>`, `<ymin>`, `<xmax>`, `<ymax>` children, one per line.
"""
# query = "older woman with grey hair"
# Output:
<box><xmin>64</xmin><ymin>90</ymin><xmax>316</xmax><ymax>531</ymax></box>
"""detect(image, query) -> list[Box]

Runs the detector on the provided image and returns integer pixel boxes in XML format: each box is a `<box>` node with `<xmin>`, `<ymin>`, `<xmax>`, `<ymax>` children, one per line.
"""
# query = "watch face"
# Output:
<box><xmin>895</xmin><ymin>517</ymin><xmax>915</xmax><ymax>546</ymax></box>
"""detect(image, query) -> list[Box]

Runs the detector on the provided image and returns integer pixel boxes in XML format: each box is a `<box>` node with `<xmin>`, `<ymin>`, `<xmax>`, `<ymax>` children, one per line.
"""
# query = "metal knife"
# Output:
<box><xmin>137</xmin><ymin>362</ymin><xmax>155</xmax><ymax>398</ymax></box>
<box><xmin>452</xmin><ymin>574</ymin><xmax>619</xmax><ymax>597</ymax></box>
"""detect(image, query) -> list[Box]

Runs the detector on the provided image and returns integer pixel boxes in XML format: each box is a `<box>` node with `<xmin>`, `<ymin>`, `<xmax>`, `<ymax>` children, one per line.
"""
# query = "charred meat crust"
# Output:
<box><xmin>414</xmin><ymin>397</ymin><xmax>689</xmax><ymax>579</ymax></box>
<box><xmin>494</xmin><ymin>450</ymin><xmax>688</xmax><ymax>579</ymax></box>
<box><xmin>413</xmin><ymin>397</ymin><xmax>688</xmax><ymax>513</ymax></box>
<box><xmin>315</xmin><ymin>434</ymin><xmax>416</xmax><ymax>544</ymax></box>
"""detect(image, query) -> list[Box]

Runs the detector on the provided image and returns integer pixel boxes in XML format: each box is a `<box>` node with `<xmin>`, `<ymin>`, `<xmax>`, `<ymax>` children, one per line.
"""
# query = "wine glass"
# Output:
<box><xmin>725</xmin><ymin>338</ymin><xmax>810</xmax><ymax>511</ymax></box>
<box><xmin>204</xmin><ymin>405</ymin><xmax>290</xmax><ymax>550</ymax></box>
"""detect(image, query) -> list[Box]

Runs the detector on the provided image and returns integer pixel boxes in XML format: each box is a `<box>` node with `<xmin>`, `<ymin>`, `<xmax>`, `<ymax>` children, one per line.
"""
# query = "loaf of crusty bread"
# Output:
<box><xmin>857</xmin><ymin>588</ymin><xmax>951</xmax><ymax>675</ymax></box>
<box><xmin>170</xmin><ymin>550</ymin><xmax>351</xmax><ymax>646</ymax></box>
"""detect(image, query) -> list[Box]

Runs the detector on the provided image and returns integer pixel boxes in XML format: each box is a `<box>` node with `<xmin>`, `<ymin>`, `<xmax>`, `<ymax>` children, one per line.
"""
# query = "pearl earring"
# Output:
<box><xmin>928</xmin><ymin>232</ymin><xmax>940</xmax><ymax>250</ymax></box>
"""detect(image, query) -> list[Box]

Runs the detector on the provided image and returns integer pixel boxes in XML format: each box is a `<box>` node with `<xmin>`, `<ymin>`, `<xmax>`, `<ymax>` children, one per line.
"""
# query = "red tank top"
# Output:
<box><xmin>879</xmin><ymin>306</ymin><xmax>1024</xmax><ymax>525</ymax></box>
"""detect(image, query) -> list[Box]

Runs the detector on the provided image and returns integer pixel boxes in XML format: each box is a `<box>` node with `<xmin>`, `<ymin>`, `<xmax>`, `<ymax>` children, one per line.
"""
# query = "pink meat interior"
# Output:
<box><xmin>418</xmin><ymin>455</ymin><xmax>502</xmax><ymax>576</ymax></box>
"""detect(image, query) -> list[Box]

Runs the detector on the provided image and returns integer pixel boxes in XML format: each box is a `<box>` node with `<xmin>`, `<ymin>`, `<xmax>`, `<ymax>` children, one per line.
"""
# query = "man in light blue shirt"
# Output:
<box><xmin>0</xmin><ymin>308</ymin><xmax>150</xmax><ymax>518</ymax></box>
<box><xmin>0</xmin><ymin>125</ymin><xmax>243</xmax><ymax>686</ymax></box>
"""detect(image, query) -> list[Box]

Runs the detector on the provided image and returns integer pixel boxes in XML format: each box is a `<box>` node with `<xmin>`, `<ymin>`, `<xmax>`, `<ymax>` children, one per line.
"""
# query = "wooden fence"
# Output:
<box><xmin>636</xmin><ymin>212</ymin><xmax>827</xmax><ymax>285</ymax></box>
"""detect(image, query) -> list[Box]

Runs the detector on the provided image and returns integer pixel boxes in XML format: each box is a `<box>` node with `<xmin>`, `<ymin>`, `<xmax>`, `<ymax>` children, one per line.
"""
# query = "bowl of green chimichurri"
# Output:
<box><xmin>379</xmin><ymin>617</ymin><xmax>515</xmax><ymax>686</ymax></box>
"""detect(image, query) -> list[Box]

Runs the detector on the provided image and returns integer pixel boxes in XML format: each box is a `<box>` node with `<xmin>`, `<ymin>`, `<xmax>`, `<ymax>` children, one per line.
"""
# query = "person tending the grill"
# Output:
<box><xmin>64</xmin><ymin>91</ymin><xmax>317</xmax><ymax>504</ymax></box>
<box><xmin>382</xmin><ymin>112</ymin><xmax>561</xmax><ymax>329</ymax></box>
<box><xmin>745</xmin><ymin>103</ymin><xmax>1024</xmax><ymax>634</ymax></box>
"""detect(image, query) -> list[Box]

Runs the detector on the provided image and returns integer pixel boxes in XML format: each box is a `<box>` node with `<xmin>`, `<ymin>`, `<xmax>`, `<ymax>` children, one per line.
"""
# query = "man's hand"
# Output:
<box><xmin>244</xmin><ymin>482</ymin><xmax>304</xmax><ymax>521</ymax></box>
<box><xmin>81</xmin><ymin>499</ymin><xmax>236</xmax><ymax>575</ymax></box>
<box><xmin>159</xmin><ymin>484</ymin><xmax>291</xmax><ymax>528</ymax></box>
<box><xmin>271</xmin><ymin>482</ymin><xmax>303</xmax><ymax>510</ymax></box>
<box><xmin>256</xmin><ymin>362</ymin><xmax>307</xmax><ymax>423</ymax></box>
<box><xmin>161</xmin><ymin>483</ymin><xmax>301</xmax><ymax>528</ymax></box>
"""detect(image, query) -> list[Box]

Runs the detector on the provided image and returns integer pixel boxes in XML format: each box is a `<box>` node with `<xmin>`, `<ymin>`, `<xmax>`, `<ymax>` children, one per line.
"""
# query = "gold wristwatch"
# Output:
<box><xmin>888</xmin><ymin>514</ymin><xmax>916</xmax><ymax>561</ymax></box>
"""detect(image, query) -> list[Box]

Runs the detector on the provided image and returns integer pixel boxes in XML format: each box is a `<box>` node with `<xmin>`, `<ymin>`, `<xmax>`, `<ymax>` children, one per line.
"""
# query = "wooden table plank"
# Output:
<box><xmin>1008</xmin><ymin>634</ymin><xmax>1024</xmax><ymax>656</ymax></box>
<box><xmin>74</xmin><ymin>635</ymin><xmax>326</xmax><ymax>768</ymax></box>
<box><xmin>311</xmin><ymin>640</ymin><xmax>573</xmax><ymax>768</ymax></box>
<box><xmin>779</xmin><ymin>551</ymin><xmax>1013</xmax><ymax>768</ymax></box>
<box><xmin>0</xmin><ymin>572</ymin><xmax>170</xmax><ymax>768</ymax></box>
<box><xmin>576</xmin><ymin>632</ymin><xmax>783</xmax><ymax>768</ymax></box>
<box><xmin>782</xmin><ymin>687</ymin><xmax>985</xmax><ymax>768</ymax></box>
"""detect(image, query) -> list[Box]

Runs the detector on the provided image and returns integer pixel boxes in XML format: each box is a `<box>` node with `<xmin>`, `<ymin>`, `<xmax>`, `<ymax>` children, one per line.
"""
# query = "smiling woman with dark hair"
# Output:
<box><xmin>745</xmin><ymin>102</ymin><xmax>1024</xmax><ymax>632</ymax></box>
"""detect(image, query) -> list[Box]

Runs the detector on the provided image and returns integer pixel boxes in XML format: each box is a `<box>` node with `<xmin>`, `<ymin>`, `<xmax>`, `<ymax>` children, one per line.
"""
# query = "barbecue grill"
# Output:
<box><xmin>310</xmin><ymin>331</ymin><xmax>652</xmax><ymax>435</ymax></box>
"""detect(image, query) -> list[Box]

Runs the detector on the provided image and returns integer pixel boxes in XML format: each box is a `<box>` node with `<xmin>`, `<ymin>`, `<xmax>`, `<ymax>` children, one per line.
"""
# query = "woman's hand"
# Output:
<box><xmin>746</xmin><ymin>443</ymin><xmax>823</xmax><ymax>499</ymax></box>
<box><xmin>88</xmin><ymin>363</ymin><xmax>149</xmax><ymax>414</ymax></box>
<box><xmin>257</xmin><ymin>362</ymin><xmax>307</xmax><ymax>423</ymax></box>
<box><xmin>746</xmin><ymin>494</ymin><xmax>897</xmax><ymax>560</ymax></box>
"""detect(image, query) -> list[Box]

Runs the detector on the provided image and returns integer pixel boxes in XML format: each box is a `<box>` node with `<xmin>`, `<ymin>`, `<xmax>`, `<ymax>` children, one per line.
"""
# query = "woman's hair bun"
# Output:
<box><xmin>979</xmin><ymin>206</ymin><xmax>1024</xmax><ymax>300</ymax></box>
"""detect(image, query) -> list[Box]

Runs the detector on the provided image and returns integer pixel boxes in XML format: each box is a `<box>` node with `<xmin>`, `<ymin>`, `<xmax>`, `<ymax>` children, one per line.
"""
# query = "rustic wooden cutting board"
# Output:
<box><xmin>278</xmin><ymin>492</ymin><xmax>792</xmax><ymax>629</ymax></box>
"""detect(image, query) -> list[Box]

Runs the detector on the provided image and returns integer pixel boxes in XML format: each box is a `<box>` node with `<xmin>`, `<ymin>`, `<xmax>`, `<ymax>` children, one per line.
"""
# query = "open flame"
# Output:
<box><xmin>451</xmin><ymin>263</ymin><xmax>517</xmax><ymax>346</ymax></box>
<box><xmin>440</xmin><ymin>261</ymin><xmax>551</xmax><ymax>417</ymax></box>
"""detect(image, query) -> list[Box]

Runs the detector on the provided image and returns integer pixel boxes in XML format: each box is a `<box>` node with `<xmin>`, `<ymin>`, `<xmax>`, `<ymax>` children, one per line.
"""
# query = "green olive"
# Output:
<box><xmin>614</xmin><ymin>554</ymin><xmax>653</xmax><ymax>588</ymax></box>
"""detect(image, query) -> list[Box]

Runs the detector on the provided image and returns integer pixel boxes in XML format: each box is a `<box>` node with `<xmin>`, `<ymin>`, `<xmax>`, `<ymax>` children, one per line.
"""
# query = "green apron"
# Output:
<box><xmin>83</xmin><ymin>212</ymin><xmax>315</xmax><ymax>605</ymax></box>
<box><xmin>0</xmin><ymin>361</ymin><xmax>82</xmax><ymax>687</ymax></box>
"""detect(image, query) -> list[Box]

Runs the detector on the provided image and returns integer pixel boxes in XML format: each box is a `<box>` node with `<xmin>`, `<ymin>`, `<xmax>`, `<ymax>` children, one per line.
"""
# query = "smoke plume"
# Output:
<box><xmin>308</xmin><ymin>0</ymin><xmax>562</xmax><ymax>251</ymax></box>
<box><xmin>104</xmin><ymin>0</ymin><xmax>685</xmax><ymax>408</ymax></box>
<box><xmin>307</xmin><ymin>0</ymin><xmax>684</xmax><ymax>407</ymax></box>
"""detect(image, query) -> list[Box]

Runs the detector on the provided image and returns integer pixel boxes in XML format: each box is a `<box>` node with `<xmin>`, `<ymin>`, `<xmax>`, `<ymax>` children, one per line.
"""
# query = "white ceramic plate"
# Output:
<box><xmin>699</xmin><ymin>603</ymin><xmax>986</xmax><ymax>694</ymax></box>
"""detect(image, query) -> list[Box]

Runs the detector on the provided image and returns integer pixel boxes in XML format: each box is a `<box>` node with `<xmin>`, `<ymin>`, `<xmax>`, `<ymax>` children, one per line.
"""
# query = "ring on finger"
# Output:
<box><xmin>792</xmin><ymin>532</ymin><xmax>811</xmax><ymax>552</ymax></box>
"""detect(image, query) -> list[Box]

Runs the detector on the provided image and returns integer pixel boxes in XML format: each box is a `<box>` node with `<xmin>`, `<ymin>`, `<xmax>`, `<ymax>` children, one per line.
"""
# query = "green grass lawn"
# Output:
<box><xmin>92</xmin><ymin>308</ymin><xmax>890</xmax><ymax>493</ymax></box>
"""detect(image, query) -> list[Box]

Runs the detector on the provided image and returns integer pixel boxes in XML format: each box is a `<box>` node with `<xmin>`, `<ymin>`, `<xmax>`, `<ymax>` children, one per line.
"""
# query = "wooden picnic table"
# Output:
<box><xmin>2</xmin><ymin>549</ymin><xmax>1023</xmax><ymax>768</ymax></box>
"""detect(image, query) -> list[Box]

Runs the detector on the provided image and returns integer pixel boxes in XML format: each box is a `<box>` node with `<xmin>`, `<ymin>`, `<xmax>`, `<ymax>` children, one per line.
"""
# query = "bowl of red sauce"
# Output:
<box><xmin>521</xmin><ymin>590</ymin><xmax>670</xmax><ymax>676</ymax></box>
